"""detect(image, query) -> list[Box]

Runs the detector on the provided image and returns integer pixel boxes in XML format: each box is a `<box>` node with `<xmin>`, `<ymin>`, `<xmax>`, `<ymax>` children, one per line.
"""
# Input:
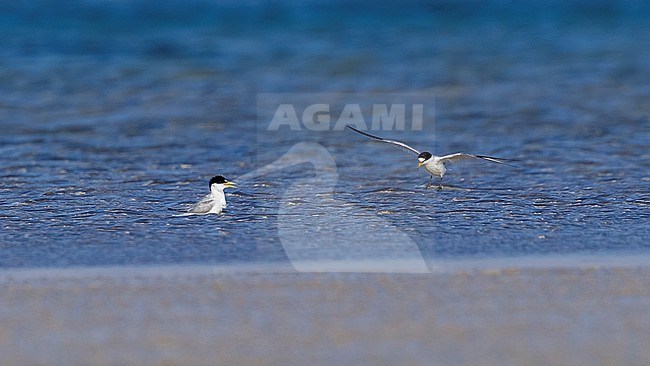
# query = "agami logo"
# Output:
<box><xmin>267</xmin><ymin>103</ymin><xmax>424</xmax><ymax>131</ymax></box>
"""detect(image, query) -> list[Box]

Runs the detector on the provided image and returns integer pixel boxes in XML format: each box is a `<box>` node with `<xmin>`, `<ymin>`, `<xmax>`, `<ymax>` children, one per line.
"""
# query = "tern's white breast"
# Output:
<box><xmin>424</xmin><ymin>158</ymin><xmax>446</xmax><ymax>177</ymax></box>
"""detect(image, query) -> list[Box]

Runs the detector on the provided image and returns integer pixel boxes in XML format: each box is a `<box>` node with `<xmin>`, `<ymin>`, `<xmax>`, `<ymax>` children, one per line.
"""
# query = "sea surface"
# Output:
<box><xmin>1</xmin><ymin>0</ymin><xmax>648</xmax><ymax>268</ymax></box>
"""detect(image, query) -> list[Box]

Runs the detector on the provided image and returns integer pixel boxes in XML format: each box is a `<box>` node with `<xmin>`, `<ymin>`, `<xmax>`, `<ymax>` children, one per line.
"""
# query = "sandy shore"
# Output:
<box><xmin>1</xmin><ymin>257</ymin><xmax>649</xmax><ymax>365</ymax></box>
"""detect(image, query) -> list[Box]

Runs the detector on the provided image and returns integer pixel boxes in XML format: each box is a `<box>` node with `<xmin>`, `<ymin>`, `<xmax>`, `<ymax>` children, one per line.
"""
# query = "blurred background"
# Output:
<box><xmin>0</xmin><ymin>0</ymin><xmax>648</xmax><ymax>268</ymax></box>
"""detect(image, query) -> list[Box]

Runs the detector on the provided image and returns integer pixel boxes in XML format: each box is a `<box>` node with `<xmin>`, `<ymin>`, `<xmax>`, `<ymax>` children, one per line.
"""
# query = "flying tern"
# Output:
<box><xmin>347</xmin><ymin>126</ymin><xmax>512</xmax><ymax>190</ymax></box>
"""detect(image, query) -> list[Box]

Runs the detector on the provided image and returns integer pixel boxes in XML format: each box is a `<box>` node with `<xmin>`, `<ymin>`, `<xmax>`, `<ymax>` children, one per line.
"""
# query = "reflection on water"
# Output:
<box><xmin>0</xmin><ymin>1</ymin><xmax>648</xmax><ymax>268</ymax></box>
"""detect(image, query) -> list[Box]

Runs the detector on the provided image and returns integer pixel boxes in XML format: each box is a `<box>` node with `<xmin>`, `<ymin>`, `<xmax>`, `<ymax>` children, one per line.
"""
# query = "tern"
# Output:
<box><xmin>347</xmin><ymin>126</ymin><xmax>512</xmax><ymax>190</ymax></box>
<box><xmin>184</xmin><ymin>175</ymin><xmax>237</xmax><ymax>215</ymax></box>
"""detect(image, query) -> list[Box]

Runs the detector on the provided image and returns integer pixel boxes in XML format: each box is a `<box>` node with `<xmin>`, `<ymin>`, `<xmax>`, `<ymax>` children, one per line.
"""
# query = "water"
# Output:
<box><xmin>1</xmin><ymin>0</ymin><xmax>649</xmax><ymax>268</ymax></box>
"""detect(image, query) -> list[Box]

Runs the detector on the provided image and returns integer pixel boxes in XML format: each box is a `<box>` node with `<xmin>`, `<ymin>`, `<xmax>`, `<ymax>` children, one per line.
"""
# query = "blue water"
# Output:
<box><xmin>1</xmin><ymin>1</ymin><xmax>649</xmax><ymax>268</ymax></box>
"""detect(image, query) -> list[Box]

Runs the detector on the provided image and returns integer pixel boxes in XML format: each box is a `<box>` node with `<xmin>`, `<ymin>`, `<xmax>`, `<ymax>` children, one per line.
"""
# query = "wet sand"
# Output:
<box><xmin>1</xmin><ymin>259</ymin><xmax>649</xmax><ymax>365</ymax></box>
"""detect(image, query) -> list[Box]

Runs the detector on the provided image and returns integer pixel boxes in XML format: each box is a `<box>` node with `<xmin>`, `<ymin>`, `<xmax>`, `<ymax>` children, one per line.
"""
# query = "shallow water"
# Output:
<box><xmin>1</xmin><ymin>1</ymin><xmax>649</xmax><ymax>268</ymax></box>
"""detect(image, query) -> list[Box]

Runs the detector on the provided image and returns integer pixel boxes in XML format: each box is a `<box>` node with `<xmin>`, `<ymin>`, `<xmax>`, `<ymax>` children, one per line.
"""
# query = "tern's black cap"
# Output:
<box><xmin>418</xmin><ymin>152</ymin><xmax>432</xmax><ymax>161</ymax></box>
<box><xmin>209</xmin><ymin>175</ymin><xmax>228</xmax><ymax>186</ymax></box>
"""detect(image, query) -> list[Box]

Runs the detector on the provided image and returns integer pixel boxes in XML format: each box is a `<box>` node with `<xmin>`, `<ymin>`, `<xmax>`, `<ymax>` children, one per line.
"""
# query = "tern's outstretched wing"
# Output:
<box><xmin>438</xmin><ymin>153</ymin><xmax>515</xmax><ymax>167</ymax></box>
<box><xmin>347</xmin><ymin>126</ymin><xmax>421</xmax><ymax>155</ymax></box>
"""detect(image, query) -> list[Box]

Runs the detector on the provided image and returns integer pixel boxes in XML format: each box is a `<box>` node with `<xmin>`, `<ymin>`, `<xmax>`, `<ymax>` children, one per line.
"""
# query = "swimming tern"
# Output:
<box><xmin>184</xmin><ymin>175</ymin><xmax>237</xmax><ymax>215</ymax></box>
